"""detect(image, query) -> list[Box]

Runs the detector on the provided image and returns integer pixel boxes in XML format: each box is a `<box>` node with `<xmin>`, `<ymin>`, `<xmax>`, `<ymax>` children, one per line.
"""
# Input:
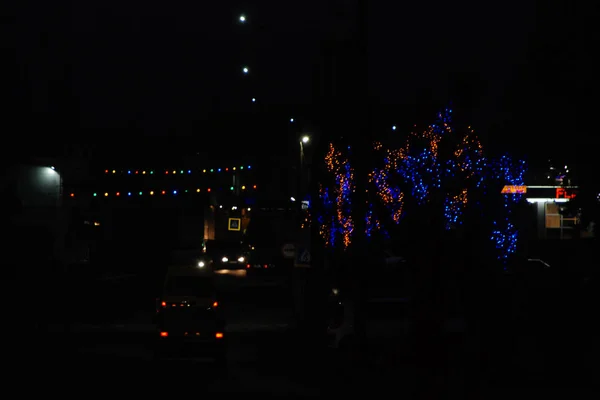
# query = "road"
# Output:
<box><xmin>10</xmin><ymin>268</ymin><xmax>598</xmax><ymax>396</ymax></box>
<box><xmin>20</xmin><ymin>270</ymin><xmax>328</xmax><ymax>395</ymax></box>
<box><xmin>21</xmin><ymin>269</ymin><xmax>428</xmax><ymax>395</ymax></box>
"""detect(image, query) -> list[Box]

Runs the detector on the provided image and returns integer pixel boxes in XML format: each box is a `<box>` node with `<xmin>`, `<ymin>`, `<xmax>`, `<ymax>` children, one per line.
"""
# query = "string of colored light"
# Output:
<box><xmin>490</xmin><ymin>218</ymin><xmax>518</xmax><ymax>264</ymax></box>
<box><xmin>370</xmin><ymin>168</ymin><xmax>404</xmax><ymax>223</ymax></box>
<box><xmin>67</xmin><ymin>185</ymin><xmax>257</xmax><ymax>198</ymax></box>
<box><xmin>337</xmin><ymin>164</ymin><xmax>354</xmax><ymax>248</ymax></box>
<box><xmin>317</xmin><ymin>108</ymin><xmax>527</xmax><ymax>266</ymax></box>
<box><xmin>432</xmin><ymin>108</ymin><xmax>453</xmax><ymax>136</ymax></box>
<box><xmin>300</xmin><ymin>210</ymin><xmax>311</xmax><ymax>229</ymax></box>
<box><xmin>104</xmin><ymin>166</ymin><xmax>251</xmax><ymax>175</ymax></box>
<box><xmin>322</xmin><ymin>143</ymin><xmax>355</xmax><ymax>248</ymax></box>
<box><xmin>454</xmin><ymin>127</ymin><xmax>486</xmax><ymax>187</ymax></box>
<box><xmin>397</xmin><ymin>149</ymin><xmax>442</xmax><ymax>204</ymax></box>
<box><xmin>365</xmin><ymin>203</ymin><xmax>389</xmax><ymax>238</ymax></box>
<box><xmin>440</xmin><ymin>127</ymin><xmax>486</xmax><ymax>229</ymax></box>
<box><xmin>318</xmin><ymin>185</ymin><xmax>336</xmax><ymax>247</ymax></box>
<box><xmin>443</xmin><ymin>189</ymin><xmax>468</xmax><ymax>230</ymax></box>
<box><xmin>489</xmin><ymin>154</ymin><xmax>527</xmax><ymax>265</ymax></box>
<box><xmin>320</xmin><ymin>143</ymin><xmax>386</xmax><ymax>244</ymax></box>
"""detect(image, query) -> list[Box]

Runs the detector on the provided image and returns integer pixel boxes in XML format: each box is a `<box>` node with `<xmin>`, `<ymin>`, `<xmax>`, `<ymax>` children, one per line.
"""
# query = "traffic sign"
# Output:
<box><xmin>295</xmin><ymin>247</ymin><xmax>311</xmax><ymax>267</ymax></box>
<box><xmin>228</xmin><ymin>218</ymin><xmax>241</xmax><ymax>231</ymax></box>
<box><xmin>281</xmin><ymin>243</ymin><xmax>296</xmax><ymax>259</ymax></box>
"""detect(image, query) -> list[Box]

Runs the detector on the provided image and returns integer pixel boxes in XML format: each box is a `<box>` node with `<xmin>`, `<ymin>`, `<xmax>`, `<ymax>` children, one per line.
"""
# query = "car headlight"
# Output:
<box><xmin>331</xmin><ymin>288</ymin><xmax>339</xmax><ymax>296</ymax></box>
<box><xmin>198</xmin><ymin>261</ymin><xmax>205</xmax><ymax>268</ymax></box>
<box><xmin>237</xmin><ymin>256</ymin><xmax>245</xmax><ymax>263</ymax></box>
<box><xmin>221</xmin><ymin>257</ymin><xmax>228</xmax><ymax>263</ymax></box>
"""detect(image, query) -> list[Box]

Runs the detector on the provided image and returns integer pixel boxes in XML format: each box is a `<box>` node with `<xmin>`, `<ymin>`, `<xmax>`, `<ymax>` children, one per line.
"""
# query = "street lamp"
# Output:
<box><xmin>299</xmin><ymin>135</ymin><xmax>311</xmax><ymax>198</ymax></box>
<box><xmin>300</xmin><ymin>136</ymin><xmax>310</xmax><ymax>168</ymax></box>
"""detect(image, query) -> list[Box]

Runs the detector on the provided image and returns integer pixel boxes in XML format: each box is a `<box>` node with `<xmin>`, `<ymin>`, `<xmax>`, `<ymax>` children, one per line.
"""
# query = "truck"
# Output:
<box><xmin>242</xmin><ymin>202</ymin><xmax>300</xmax><ymax>275</ymax></box>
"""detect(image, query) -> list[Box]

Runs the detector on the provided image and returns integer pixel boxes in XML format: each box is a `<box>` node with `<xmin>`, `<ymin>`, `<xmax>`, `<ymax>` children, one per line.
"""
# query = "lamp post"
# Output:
<box><xmin>299</xmin><ymin>135</ymin><xmax>310</xmax><ymax>198</ymax></box>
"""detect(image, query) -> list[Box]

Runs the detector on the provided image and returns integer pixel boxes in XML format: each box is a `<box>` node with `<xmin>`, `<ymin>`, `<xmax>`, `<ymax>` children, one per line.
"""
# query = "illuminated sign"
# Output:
<box><xmin>228</xmin><ymin>218</ymin><xmax>241</xmax><ymax>231</ymax></box>
<box><xmin>501</xmin><ymin>185</ymin><xmax>527</xmax><ymax>194</ymax></box>
<box><xmin>556</xmin><ymin>188</ymin><xmax>576</xmax><ymax>199</ymax></box>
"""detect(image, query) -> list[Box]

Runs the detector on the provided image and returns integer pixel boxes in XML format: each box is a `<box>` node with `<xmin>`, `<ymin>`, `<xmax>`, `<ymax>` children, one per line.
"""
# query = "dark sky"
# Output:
<box><xmin>4</xmin><ymin>1</ymin><xmax>593</xmax><ymax>173</ymax></box>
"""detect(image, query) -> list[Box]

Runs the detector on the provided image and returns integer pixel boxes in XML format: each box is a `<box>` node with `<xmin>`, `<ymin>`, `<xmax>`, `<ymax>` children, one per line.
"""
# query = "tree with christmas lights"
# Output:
<box><xmin>315</xmin><ymin>108</ymin><xmax>528</xmax><ymax>268</ymax></box>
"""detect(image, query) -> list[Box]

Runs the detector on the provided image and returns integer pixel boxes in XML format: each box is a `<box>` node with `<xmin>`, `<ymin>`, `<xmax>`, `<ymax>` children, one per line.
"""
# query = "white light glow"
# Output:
<box><xmin>526</xmin><ymin>198</ymin><xmax>569</xmax><ymax>203</ymax></box>
<box><xmin>301</xmin><ymin>136</ymin><xmax>309</xmax><ymax>143</ymax></box>
<box><xmin>45</xmin><ymin>167</ymin><xmax>58</xmax><ymax>176</ymax></box>
<box><xmin>237</xmin><ymin>257</ymin><xmax>245</xmax><ymax>263</ymax></box>
<box><xmin>221</xmin><ymin>257</ymin><xmax>229</xmax><ymax>263</ymax></box>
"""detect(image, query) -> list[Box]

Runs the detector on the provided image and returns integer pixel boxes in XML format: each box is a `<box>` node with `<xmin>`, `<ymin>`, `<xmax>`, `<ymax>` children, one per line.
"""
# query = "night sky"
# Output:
<box><xmin>4</xmin><ymin>1</ymin><xmax>593</xmax><ymax>175</ymax></box>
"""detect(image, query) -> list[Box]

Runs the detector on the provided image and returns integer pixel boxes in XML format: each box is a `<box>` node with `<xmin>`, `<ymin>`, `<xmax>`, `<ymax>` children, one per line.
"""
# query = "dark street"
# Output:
<box><xmin>7</xmin><ymin>264</ymin><xmax>598</xmax><ymax>397</ymax></box>
<box><xmin>4</xmin><ymin>1</ymin><xmax>597</xmax><ymax>396</ymax></box>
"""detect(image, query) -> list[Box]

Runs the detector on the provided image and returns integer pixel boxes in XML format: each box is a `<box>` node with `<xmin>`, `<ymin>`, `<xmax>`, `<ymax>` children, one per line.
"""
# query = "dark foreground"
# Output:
<box><xmin>7</xmin><ymin>268</ymin><xmax>599</xmax><ymax>397</ymax></box>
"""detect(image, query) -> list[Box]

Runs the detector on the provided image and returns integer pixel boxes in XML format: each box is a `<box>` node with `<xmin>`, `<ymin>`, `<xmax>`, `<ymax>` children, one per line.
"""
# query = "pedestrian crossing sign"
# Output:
<box><xmin>228</xmin><ymin>218</ymin><xmax>241</xmax><ymax>231</ymax></box>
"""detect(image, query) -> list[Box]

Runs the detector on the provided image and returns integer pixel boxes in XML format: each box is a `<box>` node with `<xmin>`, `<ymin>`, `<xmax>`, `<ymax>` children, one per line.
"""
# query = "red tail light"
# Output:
<box><xmin>246</xmin><ymin>264</ymin><xmax>250</xmax><ymax>269</ymax></box>
<box><xmin>160</xmin><ymin>332</ymin><xmax>168</xmax><ymax>337</ymax></box>
<box><xmin>215</xmin><ymin>332</ymin><xmax>224</xmax><ymax>339</ymax></box>
<box><xmin>212</xmin><ymin>301</ymin><xmax>218</xmax><ymax>308</ymax></box>
<box><xmin>161</xmin><ymin>301</ymin><xmax>166</xmax><ymax>307</ymax></box>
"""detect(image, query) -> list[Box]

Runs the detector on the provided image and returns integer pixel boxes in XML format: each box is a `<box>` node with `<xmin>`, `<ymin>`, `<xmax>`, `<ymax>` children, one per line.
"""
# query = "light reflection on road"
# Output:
<box><xmin>213</xmin><ymin>269</ymin><xmax>247</xmax><ymax>277</ymax></box>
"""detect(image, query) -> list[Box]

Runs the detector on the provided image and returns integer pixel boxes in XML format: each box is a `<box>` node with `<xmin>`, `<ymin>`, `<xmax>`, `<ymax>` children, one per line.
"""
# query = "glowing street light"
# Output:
<box><xmin>299</xmin><ymin>134</ymin><xmax>311</xmax><ymax>196</ymax></box>
<box><xmin>239</xmin><ymin>15</ymin><xmax>246</xmax><ymax>23</ymax></box>
<box><xmin>242</xmin><ymin>66</ymin><xmax>249</xmax><ymax>74</ymax></box>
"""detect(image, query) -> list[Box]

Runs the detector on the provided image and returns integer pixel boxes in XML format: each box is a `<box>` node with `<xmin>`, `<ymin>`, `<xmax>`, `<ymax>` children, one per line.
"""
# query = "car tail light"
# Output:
<box><xmin>215</xmin><ymin>332</ymin><xmax>224</xmax><ymax>339</ymax></box>
<box><xmin>161</xmin><ymin>301</ymin><xmax>166</xmax><ymax>307</ymax></box>
<box><xmin>264</xmin><ymin>264</ymin><xmax>268</xmax><ymax>268</ymax></box>
<box><xmin>160</xmin><ymin>332</ymin><xmax>168</xmax><ymax>337</ymax></box>
<box><xmin>246</xmin><ymin>264</ymin><xmax>250</xmax><ymax>269</ymax></box>
<box><xmin>212</xmin><ymin>301</ymin><xmax>218</xmax><ymax>308</ymax></box>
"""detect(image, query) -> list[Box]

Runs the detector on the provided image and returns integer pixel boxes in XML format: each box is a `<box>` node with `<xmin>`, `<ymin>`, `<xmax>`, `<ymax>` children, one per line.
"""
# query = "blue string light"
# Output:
<box><xmin>431</xmin><ymin>107</ymin><xmax>453</xmax><ymax>136</ymax></box>
<box><xmin>397</xmin><ymin>149</ymin><xmax>442</xmax><ymax>204</ymax></box>
<box><xmin>441</xmin><ymin>129</ymin><xmax>487</xmax><ymax>230</ymax></box>
<box><xmin>365</xmin><ymin>203</ymin><xmax>389</xmax><ymax>239</ymax></box>
<box><xmin>489</xmin><ymin>154</ymin><xmax>527</xmax><ymax>266</ymax></box>
<box><xmin>316</xmin><ymin>109</ymin><xmax>528</xmax><ymax>269</ymax></box>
